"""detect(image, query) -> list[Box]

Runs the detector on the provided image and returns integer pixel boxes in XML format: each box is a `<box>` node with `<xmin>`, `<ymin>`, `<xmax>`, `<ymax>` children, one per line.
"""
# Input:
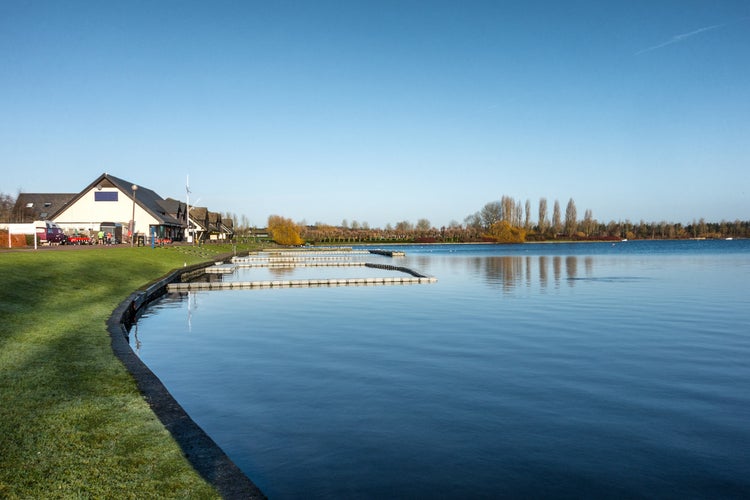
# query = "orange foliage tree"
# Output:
<box><xmin>267</xmin><ymin>215</ymin><xmax>304</xmax><ymax>246</ymax></box>
<box><xmin>484</xmin><ymin>220</ymin><xmax>526</xmax><ymax>243</ymax></box>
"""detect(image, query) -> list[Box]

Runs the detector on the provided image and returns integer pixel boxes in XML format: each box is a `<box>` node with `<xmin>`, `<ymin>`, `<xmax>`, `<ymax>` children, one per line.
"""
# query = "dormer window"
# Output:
<box><xmin>44</xmin><ymin>202</ymin><xmax>52</xmax><ymax>207</ymax></box>
<box><xmin>26</xmin><ymin>202</ymin><xmax>34</xmax><ymax>208</ymax></box>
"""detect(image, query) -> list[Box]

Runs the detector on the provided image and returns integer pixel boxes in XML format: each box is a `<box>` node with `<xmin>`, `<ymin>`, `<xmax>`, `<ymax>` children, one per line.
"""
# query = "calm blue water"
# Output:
<box><xmin>134</xmin><ymin>240</ymin><xmax>750</xmax><ymax>498</ymax></box>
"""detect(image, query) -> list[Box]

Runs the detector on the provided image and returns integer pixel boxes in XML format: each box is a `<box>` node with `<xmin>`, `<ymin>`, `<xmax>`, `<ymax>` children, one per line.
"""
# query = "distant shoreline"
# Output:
<box><xmin>314</xmin><ymin>238</ymin><xmax>739</xmax><ymax>248</ymax></box>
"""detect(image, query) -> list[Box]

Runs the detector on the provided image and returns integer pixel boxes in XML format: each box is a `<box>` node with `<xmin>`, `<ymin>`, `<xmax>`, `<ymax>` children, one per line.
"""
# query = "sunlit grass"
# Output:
<box><xmin>0</xmin><ymin>244</ymin><xmax>254</xmax><ymax>498</ymax></box>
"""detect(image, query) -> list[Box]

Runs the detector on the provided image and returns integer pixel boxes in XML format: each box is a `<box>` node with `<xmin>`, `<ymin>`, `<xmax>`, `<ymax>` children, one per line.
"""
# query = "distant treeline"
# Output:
<box><xmin>299</xmin><ymin>219</ymin><xmax>749</xmax><ymax>244</ymax></box>
<box><xmin>292</xmin><ymin>196</ymin><xmax>749</xmax><ymax>244</ymax></box>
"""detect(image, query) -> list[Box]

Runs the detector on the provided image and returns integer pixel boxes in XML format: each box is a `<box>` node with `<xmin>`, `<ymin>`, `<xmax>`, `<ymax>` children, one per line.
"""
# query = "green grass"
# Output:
<box><xmin>0</xmin><ymin>244</ymin><xmax>255</xmax><ymax>499</ymax></box>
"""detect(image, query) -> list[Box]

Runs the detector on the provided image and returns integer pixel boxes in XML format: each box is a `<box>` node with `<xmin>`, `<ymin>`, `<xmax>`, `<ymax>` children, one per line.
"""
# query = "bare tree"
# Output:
<box><xmin>552</xmin><ymin>200</ymin><xmax>562</xmax><ymax>236</ymax></box>
<box><xmin>564</xmin><ymin>198</ymin><xmax>577</xmax><ymax>236</ymax></box>
<box><xmin>395</xmin><ymin>220</ymin><xmax>414</xmax><ymax>232</ymax></box>
<box><xmin>582</xmin><ymin>209</ymin><xmax>594</xmax><ymax>237</ymax></box>
<box><xmin>538</xmin><ymin>198</ymin><xmax>548</xmax><ymax>234</ymax></box>
<box><xmin>0</xmin><ymin>192</ymin><xmax>15</xmax><ymax>221</ymax></box>
<box><xmin>514</xmin><ymin>200</ymin><xmax>524</xmax><ymax>227</ymax></box>
<box><xmin>500</xmin><ymin>195</ymin><xmax>515</xmax><ymax>223</ymax></box>
<box><xmin>480</xmin><ymin>202</ymin><xmax>502</xmax><ymax>229</ymax></box>
<box><xmin>524</xmin><ymin>199</ymin><xmax>532</xmax><ymax>231</ymax></box>
<box><xmin>464</xmin><ymin>213</ymin><xmax>482</xmax><ymax>229</ymax></box>
<box><xmin>698</xmin><ymin>218</ymin><xmax>707</xmax><ymax>237</ymax></box>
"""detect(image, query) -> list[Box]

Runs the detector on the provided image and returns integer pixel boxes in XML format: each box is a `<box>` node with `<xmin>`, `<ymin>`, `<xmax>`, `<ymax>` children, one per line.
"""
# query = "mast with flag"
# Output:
<box><xmin>186</xmin><ymin>175</ymin><xmax>192</xmax><ymax>243</ymax></box>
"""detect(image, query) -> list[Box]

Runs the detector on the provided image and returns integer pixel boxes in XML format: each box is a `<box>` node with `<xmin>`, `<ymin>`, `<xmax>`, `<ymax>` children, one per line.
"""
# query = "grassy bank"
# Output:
<box><xmin>0</xmin><ymin>244</ymin><xmax>253</xmax><ymax>498</ymax></box>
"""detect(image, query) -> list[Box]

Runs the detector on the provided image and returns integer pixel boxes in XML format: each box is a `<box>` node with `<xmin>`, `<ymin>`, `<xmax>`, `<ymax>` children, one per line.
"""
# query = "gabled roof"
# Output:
<box><xmin>189</xmin><ymin>207</ymin><xmax>209</xmax><ymax>231</ymax></box>
<box><xmin>157</xmin><ymin>198</ymin><xmax>187</xmax><ymax>225</ymax></box>
<box><xmin>12</xmin><ymin>193</ymin><xmax>77</xmax><ymax>222</ymax></box>
<box><xmin>189</xmin><ymin>206</ymin><xmax>208</xmax><ymax>221</ymax></box>
<box><xmin>52</xmin><ymin>173</ymin><xmax>183</xmax><ymax>226</ymax></box>
<box><xmin>220</xmin><ymin>219</ymin><xmax>234</xmax><ymax>235</ymax></box>
<box><xmin>157</xmin><ymin>198</ymin><xmax>185</xmax><ymax>218</ymax></box>
<box><xmin>208</xmin><ymin>211</ymin><xmax>222</xmax><ymax>232</ymax></box>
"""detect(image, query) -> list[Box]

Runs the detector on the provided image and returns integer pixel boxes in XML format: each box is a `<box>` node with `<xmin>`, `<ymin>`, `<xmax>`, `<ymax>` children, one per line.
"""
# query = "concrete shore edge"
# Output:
<box><xmin>106</xmin><ymin>255</ymin><xmax>266</xmax><ymax>499</ymax></box>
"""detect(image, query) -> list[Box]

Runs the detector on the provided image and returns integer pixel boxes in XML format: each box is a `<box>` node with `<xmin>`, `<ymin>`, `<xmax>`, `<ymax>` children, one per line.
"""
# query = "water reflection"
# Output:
<box><xmin>177</xmin><ymin>254</ymin><xmax>597</xmax><ymax>297</ymax></box>
<box><xmin>132</xmin><ymin>322</ymin><xmax>141</xmax><ymax>354</ymax></box>
<box><xmin>187</xmin><ymin>290</ymin><xmax>197</xmax><ymax>333</ymax></box>
<box><xmin>141</xmin><ymin>291</ymin><xmax>197</xmax><ymax>333</ymax></box>
<box><xmin>268</xmin><ymin>266</ymin><xmax>296</xmax><ymax>277</ymax></box>
<box><xmin>453</xmin><ymin>255</ymin><xmax>594</xmax><ymax>293</ymax></box>
<box><xmin>190</xmin><ymin>272</ymin><xmax>225</xmax><ymax>283</ymax></box>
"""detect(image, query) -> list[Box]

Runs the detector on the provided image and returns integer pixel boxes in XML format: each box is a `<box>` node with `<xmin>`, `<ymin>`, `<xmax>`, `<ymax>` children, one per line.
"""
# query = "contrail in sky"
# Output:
<box><xmin>636</xmin><ymin>22</ymin><xmax>728</xmax><ymax>55</ymax></box>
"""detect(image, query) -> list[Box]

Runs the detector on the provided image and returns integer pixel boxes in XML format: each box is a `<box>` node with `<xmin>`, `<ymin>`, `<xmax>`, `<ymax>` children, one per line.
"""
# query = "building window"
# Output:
<box><xmin>26</xmin><ymin>202</ymin><xmax>34</xmax><ymax>208</ymax></box>
<box><xmin>95</xmin><ymin>191</ymin><xmax>118</xmax><ymax>202</ymax></box>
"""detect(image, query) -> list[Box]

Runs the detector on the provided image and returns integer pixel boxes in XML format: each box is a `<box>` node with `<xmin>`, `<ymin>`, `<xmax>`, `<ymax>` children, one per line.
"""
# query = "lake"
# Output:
<box><xmin>133</xmin><ymin>240</ymin><xmax>750</xmax><ymax>498</ymax></box>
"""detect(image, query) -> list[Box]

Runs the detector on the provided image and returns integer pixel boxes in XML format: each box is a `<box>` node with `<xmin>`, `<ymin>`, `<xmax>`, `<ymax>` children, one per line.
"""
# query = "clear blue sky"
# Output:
<box><xmin>2</xmin><ymin>1</ymin><xmax>748</xmax><ymax>228</ymax></box>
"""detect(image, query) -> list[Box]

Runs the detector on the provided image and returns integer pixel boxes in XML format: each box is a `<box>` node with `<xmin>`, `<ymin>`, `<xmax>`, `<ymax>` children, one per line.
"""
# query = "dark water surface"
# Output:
<box><xmin>134</xmin><ymin>240</ymin><xmax>750</xmax><ymax>498</ymax></box>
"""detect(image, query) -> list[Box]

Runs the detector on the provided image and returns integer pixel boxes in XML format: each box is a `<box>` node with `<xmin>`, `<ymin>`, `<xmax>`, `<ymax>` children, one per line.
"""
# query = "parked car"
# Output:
<box><xmin>35</xmin><ymin>221</ymin><xmax>67</xmax><ymax>245</ymax></box>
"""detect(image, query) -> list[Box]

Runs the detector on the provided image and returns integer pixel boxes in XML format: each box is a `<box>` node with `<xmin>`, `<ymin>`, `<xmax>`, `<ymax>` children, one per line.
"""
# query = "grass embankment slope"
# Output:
<box><xmin>0</xmin><ymin>245</ymin><xmax>249</xmax><ymax>498</ymax></box>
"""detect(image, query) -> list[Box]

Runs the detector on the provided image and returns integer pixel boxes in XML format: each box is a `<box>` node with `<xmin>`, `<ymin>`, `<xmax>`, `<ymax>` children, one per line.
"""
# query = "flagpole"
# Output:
<box><xmin>186</xmin><ymin>175</ymin><xmax>192</xmax><ymax>244</ymax></box>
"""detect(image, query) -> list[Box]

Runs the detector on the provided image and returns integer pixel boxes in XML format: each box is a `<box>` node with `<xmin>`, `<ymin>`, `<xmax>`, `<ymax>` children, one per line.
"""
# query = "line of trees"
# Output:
<box><xmin>463</xmin><ymin>196</ymin><xmax>589</xmax><ymax>240</ymax></box>
<box><xmin>293</xmin><ymin>219</ymin><xmax>750</xmax><ymax>246</ymax></box>
<box><xmin>294</xmin><ymin>195</ymin><xmax>750</xmax><ymax>244</ymax></box>
<box><xmin>464</xmin><ymin>196</ymin><xmax>586</xmax><ymax>241</ymax></box>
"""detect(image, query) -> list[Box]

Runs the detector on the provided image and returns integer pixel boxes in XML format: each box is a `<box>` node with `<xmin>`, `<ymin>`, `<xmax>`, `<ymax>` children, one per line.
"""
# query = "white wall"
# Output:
<box><xmin>0</xmin><ymin>222</ymin><xmax>37</xmax><ymax>233</ymax></box>
<box><xmin>54</xmin><ymin>186</ymin><xmax>158</xmax><ymax>234</ymax></box>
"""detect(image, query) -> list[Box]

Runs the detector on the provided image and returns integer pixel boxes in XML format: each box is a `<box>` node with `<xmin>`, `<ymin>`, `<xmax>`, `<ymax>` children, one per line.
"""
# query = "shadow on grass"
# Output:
<box><xmin>0</xmin><ymin>248</ymin><xmax>261</xmax><ymax>498</ymax></box>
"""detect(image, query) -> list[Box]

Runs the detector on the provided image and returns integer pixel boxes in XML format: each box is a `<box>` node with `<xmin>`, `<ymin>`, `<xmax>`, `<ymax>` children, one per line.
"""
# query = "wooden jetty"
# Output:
<box><xmin>232</xmin><ymin>255</ymin><xmax>368</xmax><ymax>263</ymax></box>
<box><xmin>204</xmin><ymin>263</ymin><xmax>237</xmax><ymax>274</ymax></box>
<box><xmin>168</xmin><ymin>275</ymin><xmax>437</xmax><ymax>291</ymax></box>
<box><xmin>174</xmin><ymin>248</ymin><xmax>436</xmax><ymax>292</ymax></box>
<box><xmin>369</xmin><ymin>249</ymin><xmax>406</xmax><ymax>257</ymax></box>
